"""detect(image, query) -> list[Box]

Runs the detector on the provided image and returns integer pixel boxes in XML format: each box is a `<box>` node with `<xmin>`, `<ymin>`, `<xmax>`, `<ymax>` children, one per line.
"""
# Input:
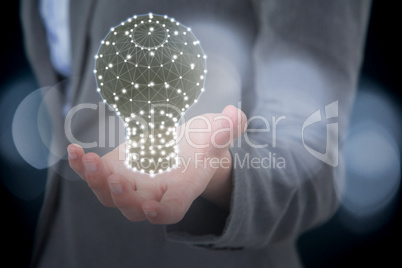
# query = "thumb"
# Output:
<box><xmin>210</xmin><ymin>105</ymin><xmax>247</xmax><ymax>150</ymax></box>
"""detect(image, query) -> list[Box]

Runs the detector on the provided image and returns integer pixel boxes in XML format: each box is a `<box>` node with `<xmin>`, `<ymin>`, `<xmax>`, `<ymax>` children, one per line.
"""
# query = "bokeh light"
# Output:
<box><xmin>337</xmin><ymin>79</ymin><xmax>401</xmax><ymax>234</ymax></box>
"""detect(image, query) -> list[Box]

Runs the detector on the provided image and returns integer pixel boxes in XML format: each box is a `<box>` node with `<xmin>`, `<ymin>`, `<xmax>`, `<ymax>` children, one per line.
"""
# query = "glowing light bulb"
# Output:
<box><xmin>95</xmin><ymin>13</ymin><xmax>206</xmax><ymax>174</ymax></box>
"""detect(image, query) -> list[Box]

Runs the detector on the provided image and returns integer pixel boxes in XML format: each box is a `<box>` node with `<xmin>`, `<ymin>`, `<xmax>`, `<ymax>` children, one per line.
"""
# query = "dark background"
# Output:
<box><xmin>1</xmin><ymin>1</ymin><xmax>400</xmax><ymax>267</ymax></box>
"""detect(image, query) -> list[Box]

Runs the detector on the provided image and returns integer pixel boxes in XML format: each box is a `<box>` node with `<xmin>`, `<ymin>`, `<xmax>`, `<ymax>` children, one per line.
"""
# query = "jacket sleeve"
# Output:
<box><xmin>166</xmin><ymin>0</ymin><xmax>372</xmax><ymax>249</ymax></box>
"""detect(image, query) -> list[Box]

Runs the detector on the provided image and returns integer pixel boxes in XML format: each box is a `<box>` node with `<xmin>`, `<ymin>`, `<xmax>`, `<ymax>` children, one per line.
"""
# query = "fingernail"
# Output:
<box><xmin>109</xmin><ymin>181</ymin><xmax>123</xmax><ymax>195</ymax></box>
<box><xmin>84</xmin><ymin>160</ymin><xmax>97</xmax><ymax>174</ymax></box>
<box><xmin>144</xmin><ymin>210</ymin><xmax>157</xmax><ymax>218</ymax></box>
<box><xmin>67</xmin><ymin>149</ymin><xmax>77</xmax><ymax>160</ymax></box>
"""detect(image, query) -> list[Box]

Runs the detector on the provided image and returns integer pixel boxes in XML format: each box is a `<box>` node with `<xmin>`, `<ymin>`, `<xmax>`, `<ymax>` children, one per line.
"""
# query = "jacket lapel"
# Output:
<box><xmin>21</xmin><ymin>0</ymin><xmax>59</xmax><ymax>87</ymax></box>
<box><xmin>69</xmin><ymin>0</ymin><xmax>96</xmax><ymax>104</ymax></box>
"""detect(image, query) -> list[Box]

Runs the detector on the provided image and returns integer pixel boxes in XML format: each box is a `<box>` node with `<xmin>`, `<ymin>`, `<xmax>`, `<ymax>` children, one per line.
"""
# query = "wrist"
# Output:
<box><xmin>201</xmin><ymin>149</ymin><xmax>233</xmax><ymax>209</ymax></box>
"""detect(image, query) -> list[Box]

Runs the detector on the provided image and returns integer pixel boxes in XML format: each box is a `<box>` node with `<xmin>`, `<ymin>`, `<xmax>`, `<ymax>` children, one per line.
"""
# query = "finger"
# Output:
<box><xmin>67</xmin><ymin>144</ymin><xmax>86</xmax><ymax>180</ymax></box>
<box><xmin>142</xmin><ymin>180</ymin><xmax>200</xmax><ymax>224</ymax></box>
<box><xmin>108</xmin><ymin>173</ymin><xmax>147</xmax><ymax>222</ymax></box>
<box><xmin>82</xmin><ymin>152</ymin><xmax>115</xmax><ymax>207</ymax></box>
<box><xmin>213</xmin><ymin>105</ymin><xmax>247</xmax><ymax>149</ymax></box>
<box><xmin>222</xmin><ymin>105</ymin><xmax>247</xmax><ymax>137</ymax></box>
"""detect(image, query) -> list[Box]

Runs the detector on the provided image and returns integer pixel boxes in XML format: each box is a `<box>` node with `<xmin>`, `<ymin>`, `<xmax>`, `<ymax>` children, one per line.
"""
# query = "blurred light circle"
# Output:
<box><xmin>12</xmin><ymin>87</ymin><xmax>58</xmax><ymax>169</ymax></box>
<box><xmin>343</xmin><ymin>122</ymin><xmax>400</xmax><ymax>213</ymax></box>
<box><xmin>336</xmin><ymin>80</ymin><xmax>401</xmax><ymax>233</ymax></box>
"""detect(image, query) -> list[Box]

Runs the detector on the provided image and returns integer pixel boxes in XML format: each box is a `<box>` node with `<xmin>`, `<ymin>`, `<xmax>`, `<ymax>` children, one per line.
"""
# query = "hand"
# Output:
<box><xmin>67</xmin><ymin>105</ymin><xmax>247</xmax><ymax>224</ymax></box>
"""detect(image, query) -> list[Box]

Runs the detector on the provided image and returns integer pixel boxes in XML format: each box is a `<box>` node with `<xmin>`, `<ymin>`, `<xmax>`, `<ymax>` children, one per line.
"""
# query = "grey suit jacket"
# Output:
<box><xmin>21</xmin><ymin>0</ymin><xmax>371</xmax><ymax>267</ymax></box>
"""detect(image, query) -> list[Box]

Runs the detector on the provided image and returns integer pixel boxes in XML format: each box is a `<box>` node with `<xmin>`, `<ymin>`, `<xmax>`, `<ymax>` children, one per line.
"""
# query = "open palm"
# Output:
<box><xmin>68</xmin><ymin>105</ymin><xmax>246</xmax><ymax>224</ymax></box>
